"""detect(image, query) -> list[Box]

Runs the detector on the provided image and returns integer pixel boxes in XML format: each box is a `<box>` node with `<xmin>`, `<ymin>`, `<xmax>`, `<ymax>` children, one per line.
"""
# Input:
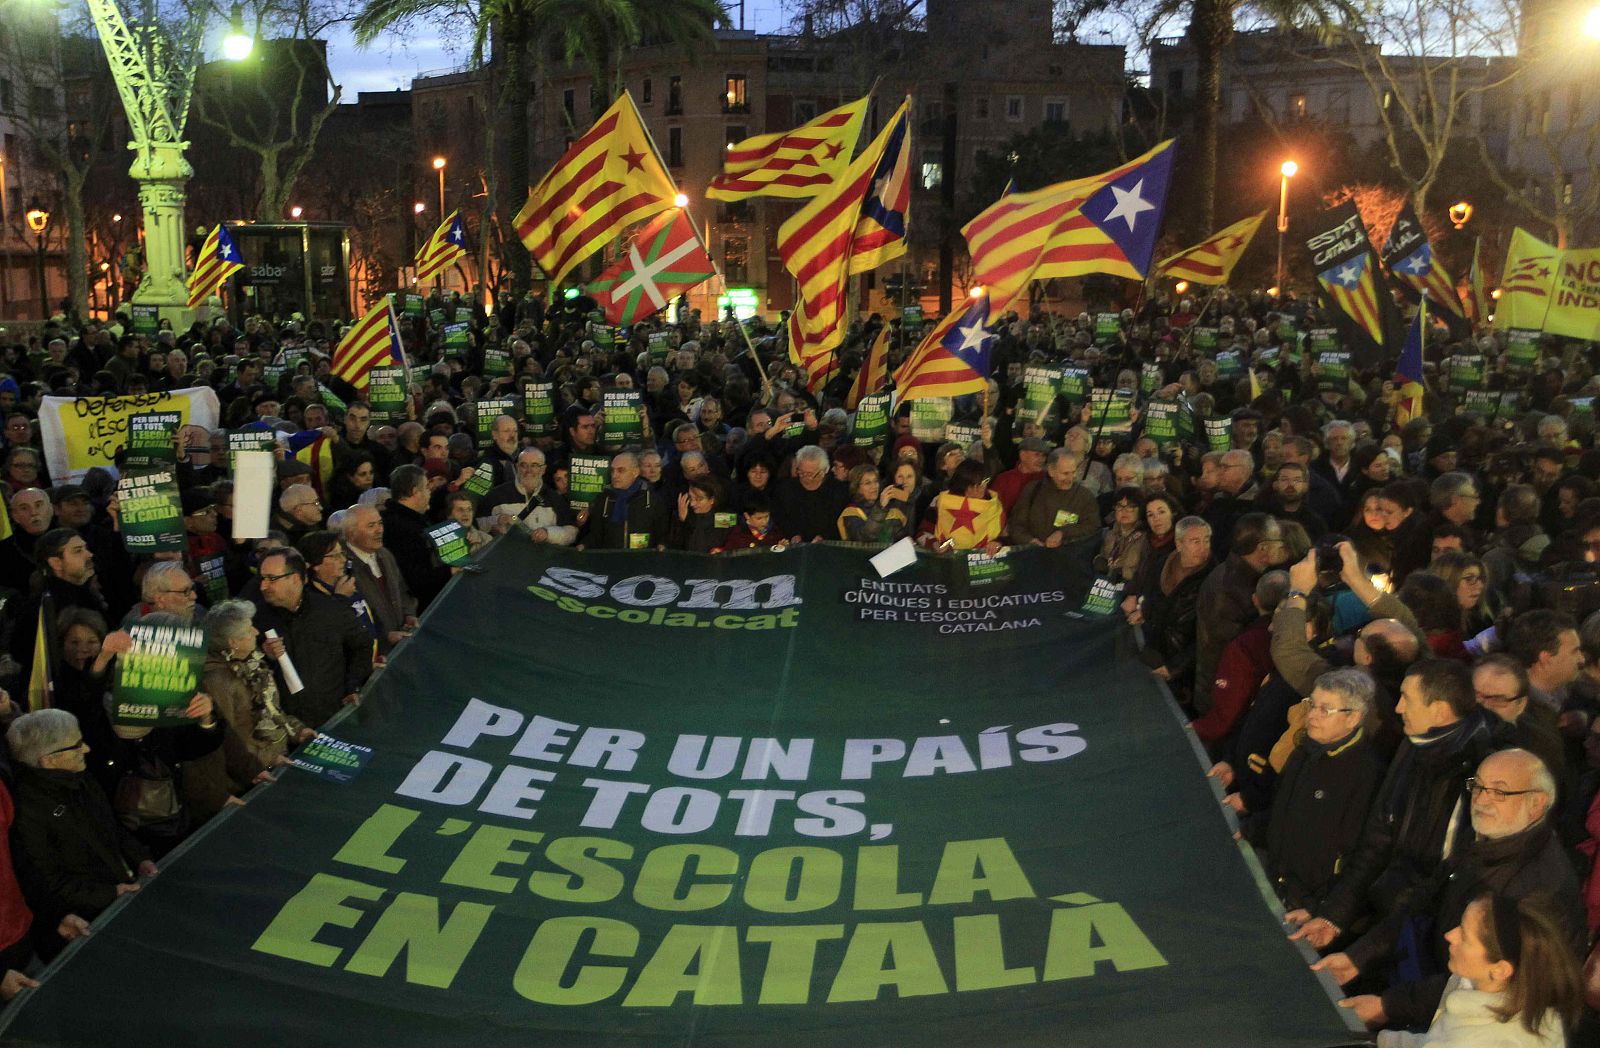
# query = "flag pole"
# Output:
<box><xmin>629</xmin><ymin>90</ymin><xmax>775</xmax><ymax>392</ymax></box>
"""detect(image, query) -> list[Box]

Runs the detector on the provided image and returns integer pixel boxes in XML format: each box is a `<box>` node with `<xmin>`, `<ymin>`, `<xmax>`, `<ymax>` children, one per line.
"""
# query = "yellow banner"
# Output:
<box><xmin>39</xmin><ymin>388</ymin><xmax>222</xmax><ymax>483</ymax></box>
<box><xmin>1494</xmin><ymin>227</ymin><xmax>1556</xmax><ymax>332</ymax></box>
<box><xmin>1543</xmin><ymin>247</ymin><xmax>1600</xmax><ymax>341</ymax></box>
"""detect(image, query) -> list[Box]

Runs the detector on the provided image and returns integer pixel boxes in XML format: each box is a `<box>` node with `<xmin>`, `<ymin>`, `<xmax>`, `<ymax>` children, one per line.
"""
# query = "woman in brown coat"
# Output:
<box><xmin>200</xmin><ymin>600</ymin><xmax>315</xmax><ymax>793</ymax></box>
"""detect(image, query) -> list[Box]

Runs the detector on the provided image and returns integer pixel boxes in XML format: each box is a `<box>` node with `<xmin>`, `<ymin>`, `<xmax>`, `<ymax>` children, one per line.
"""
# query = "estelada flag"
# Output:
<box><xmin>187</xmin><ymin>225</ymin><xmax>244</xmax><ymax>309</ymax></box>
<box><xmin>587</xmin><ymin>210</ymin><xmax>714</xmax><ymax>326</ymax></box>
<box><xmin>1306</xmin><ymin>200</ymin><xmax>1398</xmax><ymax>365</ymax></box>
<box><xmin>964</xmin><ymin>140</ymin><xmax>1175</xmax><ymax>317</ymax></box>
<box><xmin>846</xmin><ymin>322</ymin><xmax>891</xmax><ymax>410</ymax></box>
<box><xmin>708</xmin><ymin>97</ymin><xmax>867</xmax><ymax>201</ymax></box>
<box><xmin>894</xmin><ymin>294</ymin><xmax>996</xmax><ymax>402</ymax></box>
<box><xmin>1381</xmin><ymin>203</ymin><xmax>1468</xmax><ymax>335</ymax></box>
<box><xmin>332</xmin><ymin>298</ymin><xmax>406</xmax><ymax>393</ymax></box>
<box><xmin>1154</xmin><ymin>211</ymin><xmax>1265</xmax><ymax>286</ymax></box>
<box><xmin>1394</xmin><ymin>307</ymin><xmax>1426</xmax><ymax>426</ymax></box>
<box><xmin>1494</xmin><ymin>226</ymin><xmax>1558</xmax><ymax>332</ymax></box>
<box><xmin>780</xmin><ymin>99</ymin><xmax>911</xmax><ymax>372</ymax></box>
<box><xmin>515</xmin><ymin>91</ymin><xmax>677</xmax><ymax>288</ymax></box>
<box><xmin>415</xmin><ymin>211</ymin><xmax>468</xmax><ymax>284</ymax></box>
<box><xmin>934</xmin><ymin>491</ymin><xmax>1003</xmax><ymax>550</ymax></box>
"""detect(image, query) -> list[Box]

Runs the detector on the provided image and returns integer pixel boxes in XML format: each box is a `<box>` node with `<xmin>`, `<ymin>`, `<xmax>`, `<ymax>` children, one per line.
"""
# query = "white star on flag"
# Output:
<box><xmin>1102</xmin><ymin>178</ymin><xmax>1156</xmax><ymax>231</ymax></box>
<box><xmin>220</xmin><ymin>243</ymin><xmax>235</xmax><ymax>260</ymax></box>
<box><xmin>1337</xmin><ymin>262</ymin><xmax>1361</xmax><ymax>285</ymax></box>
<box><xmin>955</xmin><ymin>316</ymin><xmax>993</xmax><ymax>355</ymax></box>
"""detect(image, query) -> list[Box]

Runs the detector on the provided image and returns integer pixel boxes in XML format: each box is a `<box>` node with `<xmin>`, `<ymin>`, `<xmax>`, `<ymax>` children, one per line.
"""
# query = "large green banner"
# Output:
<box><xmin>0</xmin><ymin>542</ymin><xmax>1354</xmax><ymax>1047</ymax></box>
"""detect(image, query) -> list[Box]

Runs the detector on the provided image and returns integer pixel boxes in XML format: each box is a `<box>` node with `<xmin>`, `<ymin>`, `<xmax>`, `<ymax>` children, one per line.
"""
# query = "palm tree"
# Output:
<box><xmin>353</xmin><ymin>0</ymin><xmax>728</xmax><ymax>290</ymax></box>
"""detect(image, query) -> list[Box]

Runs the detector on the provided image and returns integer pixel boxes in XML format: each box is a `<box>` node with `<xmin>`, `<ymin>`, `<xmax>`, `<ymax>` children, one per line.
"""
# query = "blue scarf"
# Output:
<box><xmin>608</xmin><ymin>478</ymin><xmax>646</xmax><ymax>524</ymax></box>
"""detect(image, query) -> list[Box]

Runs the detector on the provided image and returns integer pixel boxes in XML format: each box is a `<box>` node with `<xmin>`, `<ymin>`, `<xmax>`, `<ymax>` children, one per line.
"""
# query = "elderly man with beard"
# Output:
<box><xmin>772</xmin><ymin>446</ymin><xmax>848</xmax><ymax>543</ymax></box>
<box><xmin>125</xmin><ymin>562</ymin><xmax>198</xmax><ymax>624</ymax></box>
<box><xmin>482</xmin><ymin>448</ymin><xmax>577</xmax><ymax>544</ymax></box>
<box><xmin>1318</xmin><ymin>748</ymin><xmax>1584</xmax><ymax>1033</ymax></box>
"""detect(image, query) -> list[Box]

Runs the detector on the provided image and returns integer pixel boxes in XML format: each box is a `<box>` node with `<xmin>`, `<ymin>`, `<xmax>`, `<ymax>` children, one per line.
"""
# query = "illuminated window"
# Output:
<box><xmin>920</xmin><ymin>149</ymin><xmax>943</xmax><ymax>190</ymax></box>
<box><xmin>724</xmin><ymin>74</ymin><xmax>748</xmax><ymax>113</ymax></box>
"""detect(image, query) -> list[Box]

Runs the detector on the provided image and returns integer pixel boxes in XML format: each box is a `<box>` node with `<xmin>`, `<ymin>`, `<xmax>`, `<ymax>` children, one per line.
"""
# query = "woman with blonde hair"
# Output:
<box><xmin>1428</xmin><ymin>550</ymin><xmax>1497</xmax><ymax>636</ymax></box>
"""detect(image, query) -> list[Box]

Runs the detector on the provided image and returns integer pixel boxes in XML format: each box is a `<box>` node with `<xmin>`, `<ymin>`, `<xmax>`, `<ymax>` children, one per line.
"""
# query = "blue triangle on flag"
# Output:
<box><xmin>1080</xmin><ymin>145</ymin><xmax>1175</xmax><ymax>274</ymax></box>
<box><xmin>941</xmin><ymin>296</ymin><xmax>995</xmax><ymax>375</ymax></box>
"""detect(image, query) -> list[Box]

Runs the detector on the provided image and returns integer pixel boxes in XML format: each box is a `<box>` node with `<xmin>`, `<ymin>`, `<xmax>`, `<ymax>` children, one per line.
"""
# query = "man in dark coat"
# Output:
<box><xmin>1324</xmin><ymin>748</ymin><xmax>1585</xmax><ymax>1032</ymax></box>
<box><xmin>382</xmin><ymin>464</ymin><xmax>451</xmax><ymax>610</ymax></box>
<box><xmin>1130</xmin><ymin>515</ymin><xmax>1214</xmax><ymax>708</ymax></box>
<box><xmin>771</xmin><ymin>445</ymin><xmax>848</xmax><ymax>543</ymax></box>
<box><xmin>11</xmin><ymin>529</ymin><xmax>109</xmax><ymax>682</ymax></box>
<box><xmin>251</xmin><ymin>548</ymin><xmax>374</xmax><ymax>728</ymax></box>
<box><xmin>340</xmin><ymin>505</ymin><xmax>415</xmax><ymax>657</ymax></box>
<box><xmin>580</xmin><ymin>452</ymin><xmax>672</xmax><ymax>550</ymax></box>
<box><xmin>1193</xmin><ymin>512</ymin><xmax>1283</xmax><ymax>717</ymax></box>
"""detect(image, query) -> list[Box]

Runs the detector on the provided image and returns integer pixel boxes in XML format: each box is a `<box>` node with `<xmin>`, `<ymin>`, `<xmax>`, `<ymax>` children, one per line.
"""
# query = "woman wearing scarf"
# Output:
<box><xmin>199</xmin><ymin>600</ymin><xmax>315</xmax><ymax>797</ymax></box>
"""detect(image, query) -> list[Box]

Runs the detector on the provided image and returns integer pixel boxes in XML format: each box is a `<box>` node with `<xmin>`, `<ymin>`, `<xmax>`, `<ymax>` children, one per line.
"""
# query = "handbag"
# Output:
<box><xmin>112</xmin><ymin>748</ymin><xmax>181</xmax><ymax>831</ymax></box>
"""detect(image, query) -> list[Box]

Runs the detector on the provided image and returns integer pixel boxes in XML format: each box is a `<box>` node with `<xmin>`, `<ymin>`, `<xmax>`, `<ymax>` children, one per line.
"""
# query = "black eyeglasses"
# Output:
<box><xmin>46</xmin><ymin>738</ymin><xmax>86</xmax><ymax>755</ymax></box>
<box><xmin>1466</xmin><ymin>778</ymin><xmax>1543</xmax><ymax>801</ymax></box>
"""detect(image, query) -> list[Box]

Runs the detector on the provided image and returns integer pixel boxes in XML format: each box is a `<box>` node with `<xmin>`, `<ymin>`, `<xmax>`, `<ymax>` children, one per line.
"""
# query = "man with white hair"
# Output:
<box><xmin>482</xmin><ymin>448</ymin><xmax>577</xmax><ymax>544</ymax></box>
<box><xmin>341</xmin><ymin>505</ymin><xmax>415</xmax><ymax>655</ymax></box>
<box><xmin>1321</xmin><ymin>747</ymin><xmax>1584</xmax><ymax>1032</ymax></box>
<box><xmin>772</xmin><ymin>445</ymin><xmax>847</xmax><ymax>542</ymax></box>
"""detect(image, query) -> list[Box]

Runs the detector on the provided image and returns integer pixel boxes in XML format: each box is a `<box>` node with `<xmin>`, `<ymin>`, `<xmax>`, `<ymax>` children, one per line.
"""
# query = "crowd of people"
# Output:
<box><xmin>0</xmin><ymin>283</ymin><xmax>1595</xmax><ymax>1041</ymax></box>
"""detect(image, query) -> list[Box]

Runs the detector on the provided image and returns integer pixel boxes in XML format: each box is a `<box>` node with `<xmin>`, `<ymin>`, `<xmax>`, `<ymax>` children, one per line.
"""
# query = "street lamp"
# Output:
<box><xmin>222</xmin><ymin>4</ymin><xmax>253</xmax><ymax>61</ymax></box>
<box><xmin>413</xmin><ymin>201</ymin><xmax>426</xmax><ymax>214</ymax></box>
<box><xmin>1449</xmin><ymin>201</ymin><xmax>1473</xmax><ymax>229</ymax></box>
<box><xmin>431</xmin><ymin>156</ymin><xmax>446</xmax><ymax>217</ymax></box>
<box><xmin>289</xmin><ymin>205</ymin><xmax>303</xmax><ymax>219</ymax></box>
<box><xmin>1276</xmin><ymin>160</ymin><xmax>1298</xmax><ymax>294</ymax></box>
<box><xmin>1586</xmin><ymin>6</ymin><xmax>1600</xmax><ymax>37</ymax></box>
<box><xmin>673</xmin><ymin>193</ymin><xmax>689</xmax><ymax>208</ymax></box>
<box><xmin>24</xmin><ymin>198</ymin><xmax>51</xmax><ymax>320</ymax></box>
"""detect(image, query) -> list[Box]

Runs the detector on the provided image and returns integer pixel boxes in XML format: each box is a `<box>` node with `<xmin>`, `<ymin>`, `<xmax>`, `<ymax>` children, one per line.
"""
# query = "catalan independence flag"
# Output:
<box><xmin>514</xmin><ymin>92</ymin><xmax>677</xmax><ymax>289</ymax></box>
<box><xmin>893</xmin><ymin>294</ymin><xmax>996</xmax><ymax>402</ymax></box>
<box><xmin>332</xmin><ymin>298</ymin><xmax>405</xmax><ymax>393</ymax></box>
<box><xmin>934</xmin><ymin>491</ymin><xmax>1003</xmax><ymax>550</ymax></box>
<box><xmin>187</xmin><ymin>224</ymin><xmax>244</xmax><ymax>309</ymax></box>
<box><xmin>416</xmin><ymin>210</ymin><xmax>468</xmax><ymax>284</ymax></box>
<box><xmin>1381</xmin><ymin>204</ymin><xmax>1465</xmax><ymax>329</ymax></box>
<box><xmin>779</xmin><ymin>99</ymin><xmax>911</xmax><ymax>378</ymax></box>
<box><xmin>1155</xmin><ymin>211</ymin><xmax>1265</xmax><ymax>286</ymax></box>
<box><xmin>1317</xmin><ymin>251</ymin><xmax>1386</xmax><ymax>350</ymax></box>
<box><xmin>707</xmin><ymin>97</ymin><xmax>867</xmax><ymax>201</ymax></box>
<box><xmin>1395</xmin><ymin>306</ymin><xmax>1426</xmax><ymax>426</ymax></box>
<box><xmin>284</xmin><ymin>430</ymin><xmax>335</xmax><ymax>495</ymax></box>
<box><xmin>846</xmin><ymin>322</ymin><xmax>891</xmax><ymax>410</ymax></box>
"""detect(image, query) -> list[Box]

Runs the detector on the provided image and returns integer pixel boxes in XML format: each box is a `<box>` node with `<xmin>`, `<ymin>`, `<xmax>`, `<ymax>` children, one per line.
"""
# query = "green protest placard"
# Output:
<box><xmin>1276</xmin><ymin>318</ymin><xmax>1296</xmax><ymax>340</ymax></box>
<box><xmin>522</xmin><ymin>381</ymin><xmax>556</xmax><ymax>436</ymax></box>
<box><xmin>1021</xmin><ymin>366</ymin><xmax>1060</xmax><ymax>425</ymax></box>
<box><xmin>288</xmin><ymin>733</ymin><xmax>373</xmax><ymax>785</ymax></box>
<box><xmin>1315</xmin><ymin>350</ymin><xmax>1350</xmax><ymax>393</ymax></box>
<box><xmin>125</xmin><ymin>411</ymin><xmax>180</xmax><ymax>470</ymax></box>
<box><xmin>1212</xmin><ymin>350</ymin><xmax>1242</xmax><ymax>380</ymax></box>
<box><xmin>462</xmin><ymin>465</ymin><xmax>495</xmax><ymax>503</ymax></box>
<box><xmin>279</xmin><ymin>348</ymin><xmax>309</xmax><ymax>375</ymax></box>
<box><xmin>1142</xmin><ymin>398</ymin><xmax>1182</xmax><ymax>448</ymax></box>
<box><xmin>1204</xmin><ymin>416</ymin><xmax>1233</xmax><ymax>453</ymax></box>
<box><xmin>474</xmin><ymin>397</ymin><xmax>517</xmax><ymax>449</ymax></box>
<box><xmin>909</xmin><ymin>398</ymin><xmax>951</xmax><ymax>442</ymax></box>
<box><xmin>482</xmin><ymin>347</ymin><xmax>512</xmax><ymax>378</ymax></box>
<box><xmin>567</xmin><ymin>453</ymin><xmax>611</xmax><ymax>505</ymax></box>
<box><xmin>945</xmin><ymin>422</ymin><xmax>982</xmax><ymax>449</ymax></box>
<box><xmin>367</xmin><ymin>366</ymin><xmax>408</xmax><ymax>423</ymax></box>
<box><xmin>226</xmin><ymin>429</ymin><xmax>276</xmax><ymax>474</ymax></box>
<box><xmin>1462</xmin><ymin>390</ymin><xmax>1501</xmax><ymax>418</ymax></box>
<box><xmin>962</xmin><ymin>549</ymin><xmax>1014</xmax><ymax>587</ymax></box>
<box><xmin>116</xmin><ymin>469</ymin><xmax>185</xmax><ymax>553</ymax></box>
<box><xmin>1094</xmin><ymin>313</ymin><xmax>1120</xmax><ymax>345</ymax></box>
<box><xmin>1191</xmin><ymin>327</ymin><xmax>1218</xmax><ymax>352</ymax></box>
<box><xmin>1505</xmin><ymin>329</ymin><xmax>1540</xmax><ymax>379</ymax></box>
<box><xmin>195</xmin><ymin>554</ymin><xmax>228</xmax><ymax>605</ymax></box>
<box><xmin>852</xmin><ymin>392</ymin><xmax>891</xmax><ymax>448</ymax></box>
<box><xmin>1253</xmin><ymin>346</ymin><xmax>1280</xmax><ymax>371</ymax></box>
<box><xmin>262</xmin><ymin>363</ymin><xmax>286</xmax><ymax>391</ymax></box>
<box><xmin>1308</xmin><ymin>328</ymin><xmax>1339</xmax><ymax>355</ymax></box>
<box><xmin>112</xmin><ymin>622</ymin><xmax>205</xmax><ymax>726</ymax></box>
<box><xmin>443</xmin><ymin>322</ymin><xmax>471</xmax><ymax>357</ymax></box>
<box><xmin>429</xmin><ymin>308</ymin><xmax>447</xmax><ymax>327</ymax></box>
<box><xmin>1570</xmin><ymin>396</ymin><xmax>1595</xmax><ymax>417</ymax></box>
<box><xmin>1079</xmin><ymin>576</ymin><xmax>1125</xmax><ymax>617</ymax></box>
<box><xmin>647</xmin><ymin>330</ymin><xmax>674</xmax><ymax>362</ymax></box>
<box><xmin>401</xmin><ymin>293</ymin><xmax>424</xmax><ymax>318</ymax></box>
<box><xmin>901</xmin><ymin>304</ymin><xmax>924</xmax><ymax>336</ymax></box>
<box><xmin>427</xmin><ymin>520</ymin><xmax>473</xmax><ymax>566</ymax></box>
<box><xmin>1087</xmin><ymin>388</ymin><xmax>1133</xmax><ymax>435</ymax></box>
<box><xmin>600</xmin><ymin>388</ymin><xmax>644</xmax><ymax>449</ymax></box>
<box><xmin>1058</xmin><ymin>366</ymin><xmax>1090</xmax><ymax>401</ymax></box>
<box><xmin>130</xmin><ymin>304</ymin><xmax>160</xmax><ymax>337</ymax></box>
<box><xmin>589</xmin><ymin>319</ymin><xmax>616</xmax><ymax>348</ymax></box>
<box><xmin>0</xmin><ymin>541</ymin><xmax>1361</xmax><ymax>1048</ymax></box>
<box><xmin>1139</xmin><ymin>364</ymin><xmax>1162</xmax><ymax>396</ymax></box>
<box><xmin>1447</xmin><ymin>354</ymin><xmax>1485</xmax><ymax>392</ymax></box>
<box><xmin>1497</xmin><ymin>390</ymin><xmax>1526</xmax><ymax>420</ymax></box>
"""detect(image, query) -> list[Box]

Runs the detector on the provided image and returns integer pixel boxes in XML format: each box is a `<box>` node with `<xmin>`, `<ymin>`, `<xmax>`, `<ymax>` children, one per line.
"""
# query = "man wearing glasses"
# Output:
<box><xmin>772</xmin><ymin>445</ymin><xmax>847</xmax><ymax>543</ymax></box>
<box><xmin>1315</xmin><ymin>747</ymin><xmax>1583</xmax><ymax>1034</ymax></box>
<box><xmin>251</xmin><ymin>548</ymin><xmax>374</xmax><ymax>729</ymax></box>
<box><xmin>1472</xmin><ymin>655</ymin><xmax>1566</xmax><ymax>784</ymax></box>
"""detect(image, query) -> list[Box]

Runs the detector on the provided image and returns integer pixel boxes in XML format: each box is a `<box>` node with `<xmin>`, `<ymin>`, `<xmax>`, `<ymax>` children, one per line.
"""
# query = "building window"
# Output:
<box><xmin>0</xmin><ymin>78</ymin><xmax>12</xmax><ymax>111</ymax></box>
<box><xmin>1044</xmin><ymin>98</ymin><xmax>1068</xmax><ymax>124</ymax></box>
<box><xmin>920</xmin><ymin>98</ymin><xmax>944</xmax><ymax>135</ymax></box>
<box><xmin>1564</xmin><ymin>181</ymin><xmax>1575</xmax><ymax>205</ymax></box>
<box><xmin>1327</xmin><ymin>88</ymin><xmax>1349</xmax><ymax>123</ymax></box>
<box><xmin>562</xmin><ymin>88</ymin><xmax>575</xmax><ymax>122</ymax></box>
<box><xmin>724</xmin><ymin>74</ymin><xmax>748</xmax><ymax>113</ymax></box>
<box><xmin>725</xmin><ymin>125</ymin><xmax>747</xmax><ymax>150</ymax></box>
<box><xmin>1005</xmin><ymin>95</ymin><xmax>1023</xmax><ymax>121</ymax></box>
<box><xmin>669</xmin><ymin>126</ymin><xmax>684</xmax><ymax>167</ymax></box>
<box><xmin>668</xmin><ymin>76</ymin><xmax>683</xmax><ymax>115</ymax></box>
<box><xmin>723</xmin><ymin>235</ymin><xmax>749</xmax><ymax>284</ymax></box>
<box><xmin>792</xmin><ymin>99</ymin><xmax>817</xmax><ymax>123</ymax></box>
<box><xmin>1167</xmin><ymin>69</ymin><xmax>1183</xmax><ymax>94</ymax></box>
<box><xmin>642</xmin><ymin>78</ymin><xmax>652</xmax><ymax>104</ymax></box>
<box><xmin>973</xmin><ymin>95</ymin><xmax>989</xmax><ymax>120</ymax></box>
<box><xmin>719</xmin><ymin>201</ymin><xmax>753</xmax><ymax>224</ymax></box>
<box><xmin>920</xmin><ymin>149</ymin><xmax>943</xmax><ymax>190</ymax></box>
<box><xmin>1288</xmin><ymin>93</ymin><xmax>1308</xmax><ymax>120</ymax></box>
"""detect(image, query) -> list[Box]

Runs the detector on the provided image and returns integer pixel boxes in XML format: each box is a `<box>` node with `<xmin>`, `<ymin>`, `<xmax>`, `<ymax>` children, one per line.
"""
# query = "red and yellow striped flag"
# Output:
<box><xmin>846</xmin><ymin>322</ymin><xmax>891</xmax><ymax>410</ymax></box>
<box><xmin>415</xmin><ymin>211</ymin><xmax>468</xmax><ymax>284</ymax></box>
<box><xmin>187</xmin><ymin>224</ymin><xmax>244</xmax><ymax>309</ymax></box>
<box><xmin>1155</xmin><ymin>211</ymin><xmax>1265</xmax><ymax>286</ymax></box>
<box><xmin>332</xmin><ymin>299</ymin><xmax>405</xmax><ymax>392</ymax></box>
<box><xmin>514</xmin><ymin>92</ymin><xmax>677</xmax><ymax>288</ymax></box>
<box><xmin>779</xmin><ymin>98</ymin><xmax>911</xmax><ymax>377</ymax></box>
<box><xmin>707</xmin><ymin>97</ymin><xmax>867</xmax><ymax>201</ymax></box>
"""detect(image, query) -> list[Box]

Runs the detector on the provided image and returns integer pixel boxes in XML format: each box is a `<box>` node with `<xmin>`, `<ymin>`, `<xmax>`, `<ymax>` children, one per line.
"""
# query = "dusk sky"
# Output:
<box><xmin>324</xmin><ymin>0</ymin><xmax>791</xmax><ymax>95</ymax></box>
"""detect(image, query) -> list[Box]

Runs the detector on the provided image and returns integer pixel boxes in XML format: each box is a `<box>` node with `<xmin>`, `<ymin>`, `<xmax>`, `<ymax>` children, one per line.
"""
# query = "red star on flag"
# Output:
<box><xmin>621</xmin><ymin>146</ymin><xmax>646</xmax><ymax>172</ymax></box>
<box><xmin>948</xmin><ymin>500</ymin><xmax>979</xmax><ymax>533</ymax></box>
<box><xmin>822</xmin><ymin>142</ymin><xmax>844</xmax><ymax>161</ymax></box>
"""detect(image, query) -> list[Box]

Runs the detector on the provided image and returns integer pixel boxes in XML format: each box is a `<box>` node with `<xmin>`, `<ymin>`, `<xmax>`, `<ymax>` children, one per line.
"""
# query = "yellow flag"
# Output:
<box><xmin>1155</xmin><ymin>211</ymin><xmax>1267</xmax><ymax>286</ymax></box>
<box><xmin>1542</xmin><ymin>247</ymin><xmax>1600</xmax><ymax>341</ymax></box>
<box><xmin>1493</xmin><ymin>227</ymin><xmax>1557</xmax><ymax>332</ymax></box>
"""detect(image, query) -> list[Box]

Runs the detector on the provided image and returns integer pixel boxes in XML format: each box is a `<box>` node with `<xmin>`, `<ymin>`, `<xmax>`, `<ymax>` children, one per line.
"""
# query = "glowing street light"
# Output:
<box><xmin>289</xmin><ymin>205</ymin><xmax>303</xmax><ymax>219</ymax></box>
<box><xmin>1174</xmin><ymin>280</ymin><xmax>1190</xmax><ymax>295</ymax></box>
<box><xmin>112</xmin><ymin>213</ymin><xmax>122</xmax><ymax>223</ymax></box>
<box><xmin>222</xmin><ymin>4</ymin><xmax>253</xmax><ymax>61</ymax></box>
<box><xmin>673</xmin><ymin>193</ymin><xmax>689</xmax><ymax>208</ymax></box>
<box><xmin>969</xmin><ymin>285</ymin><xmax>985</xmax><ymax>299</ymax></box>
<box><xmin>1276</xmin><ymin>160</ymin><xmax>1298</xmax><ymax>293</ymax></box>
<box><xmin>413</xmin><ymin>201</ymin><xmax>426</xmax><ymax>214</ymax></box>
<box><xmin>1449</xmin><ymin>201</ymin><xmax>1473</xmax><ymax>229</ymax></box>
<box><xmin>431</xmin><ymin>156</ymin><xmax>447</xmax><ymax>216</ymax></box>
<box><xmin>1585</xmin><ymin>6</ymin><xmax>1600</xmax><ymax>37</ymax></box>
